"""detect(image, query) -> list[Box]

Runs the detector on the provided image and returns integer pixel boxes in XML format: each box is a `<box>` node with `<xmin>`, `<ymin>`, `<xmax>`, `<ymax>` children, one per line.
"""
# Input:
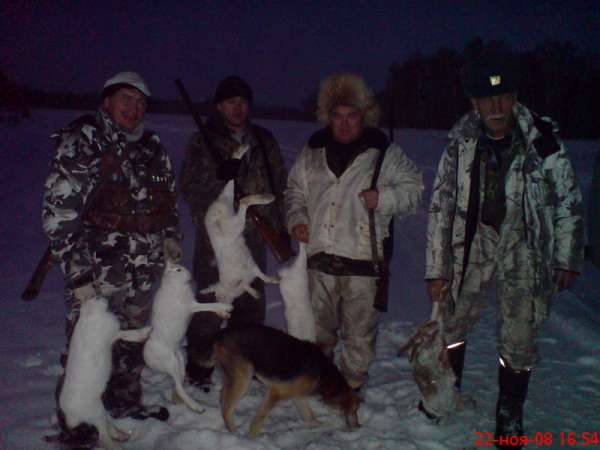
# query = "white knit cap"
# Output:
<box><xmin>102</xmin><ymin>71</ymin><xmax>151</xmax><ymax>97</ymax></box>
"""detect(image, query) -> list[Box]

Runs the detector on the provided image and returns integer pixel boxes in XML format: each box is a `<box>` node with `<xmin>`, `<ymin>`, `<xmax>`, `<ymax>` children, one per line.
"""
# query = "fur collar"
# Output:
<box><xmin>307</xmin><ymin>126</ymin><xmax>389</xmax><ymax>151</ymax></box>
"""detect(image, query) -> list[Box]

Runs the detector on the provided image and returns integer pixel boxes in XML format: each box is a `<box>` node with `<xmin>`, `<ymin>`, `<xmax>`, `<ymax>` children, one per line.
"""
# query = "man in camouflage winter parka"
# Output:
<box><xmin>425</xmin><ymin>52</ymin><xmax>583</xmax><ymax>447</ymax></box>
<box><xmin>43</xmin><ymin>71</ymin><xmax>180</xmax><ymax>445</ymax></box>
<box><xmin>179</xmin><ymin>75</ymin><xmax>288</xmax><ymax>386</ymax></box>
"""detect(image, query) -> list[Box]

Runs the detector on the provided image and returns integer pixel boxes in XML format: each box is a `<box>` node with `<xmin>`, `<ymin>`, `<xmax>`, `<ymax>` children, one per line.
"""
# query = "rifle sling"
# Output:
<box><xmin>368</xmin><ymin>146</ymin><xmax>389</xmax><ymax>274</ymax></box>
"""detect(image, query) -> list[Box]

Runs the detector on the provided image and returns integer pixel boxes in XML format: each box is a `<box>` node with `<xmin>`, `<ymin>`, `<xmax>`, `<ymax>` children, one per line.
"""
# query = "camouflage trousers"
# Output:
<box><xmin>443</xmin><ymin>224</ymin><xmax>555</xmax><ymax>370</ymax></box>
<box><xmin>308</xmin><ymin>269</ymin><xmax>380</xmax><ymax>389</ymax></box>
<box><xmin>56</xmin><ymin>242</ymin><xmax>163</xmax><ymax>432</ymax></box>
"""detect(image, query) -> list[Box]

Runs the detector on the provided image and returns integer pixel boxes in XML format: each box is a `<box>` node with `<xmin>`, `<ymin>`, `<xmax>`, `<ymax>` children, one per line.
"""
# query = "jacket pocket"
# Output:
<box><xmin>357</xmin><ymin>221</ymin><xmax>372</xmax><ymax>254</ymax></box>
<box><xmin>528</xmin><ymin>175</ymin><xmax>553</xmax><ymax>207</ymax></box>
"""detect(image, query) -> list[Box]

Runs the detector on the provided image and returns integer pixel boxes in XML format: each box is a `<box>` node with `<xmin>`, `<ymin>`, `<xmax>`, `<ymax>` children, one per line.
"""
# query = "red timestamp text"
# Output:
<box><xmin>474</xmin><ymin>431</ymin><xmax>599</xmax><ymax>447</ymax></box>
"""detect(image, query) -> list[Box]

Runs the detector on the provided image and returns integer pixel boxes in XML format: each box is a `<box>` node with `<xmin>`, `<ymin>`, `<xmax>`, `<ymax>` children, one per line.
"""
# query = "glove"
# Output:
<box><xmin>163</xmin><ymin>238</ymin><xmax>182</xmax><ymax>263</ymax></box>
<box><xmin>216</xmin><ymin>159</ymin><xmax>241</xmax><ymax>181</ymax></box>
<box><xmin>73</xmin><ymin>283</ymin><xmax>96</xmax><ymax>303</ymax></box>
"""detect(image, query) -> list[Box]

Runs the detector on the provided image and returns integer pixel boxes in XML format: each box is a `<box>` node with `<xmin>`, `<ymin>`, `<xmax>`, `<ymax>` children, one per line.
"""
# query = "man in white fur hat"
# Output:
<box><xmin>43</xmin><ymin>71</ymin><xmax>180</xmax><ymax>447</ymax></box>
<box><xmin>285</xmin><ymin>73</ymin><xmax>424</xmax><ymax>390</ymax></box>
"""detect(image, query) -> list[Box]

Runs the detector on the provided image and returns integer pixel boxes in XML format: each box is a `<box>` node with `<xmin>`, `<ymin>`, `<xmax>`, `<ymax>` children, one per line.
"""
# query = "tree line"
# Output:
<box><xmin>379</xmin><ymin>38</ymin><xmax>600</xmax><ymax>139</ymax></box>
<box><xmin>2</xmin><ymin>38</ymin><xmax>599</xmax><ymax>138</ymax></box>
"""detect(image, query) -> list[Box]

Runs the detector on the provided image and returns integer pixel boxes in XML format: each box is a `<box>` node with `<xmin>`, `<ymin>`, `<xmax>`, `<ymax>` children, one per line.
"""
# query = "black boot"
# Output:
<box><xmin>447</xmin><ymin>342</ymin><xmax>467</xmax><ymax>391</ymax></box>
<box><xmin>495</xmin><ymin>361</ymin><xmax>531</xmax><ymax>449</ymax></box>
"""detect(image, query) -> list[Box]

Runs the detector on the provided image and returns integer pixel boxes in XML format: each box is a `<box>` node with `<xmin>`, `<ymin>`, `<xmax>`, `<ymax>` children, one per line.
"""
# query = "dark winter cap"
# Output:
<box><xmin>213</xmin><ymin>75</ymin><xmax>253</xmax><ymax>104</ymax></box>
<box><xmin>460</xmin><ymin>52</ymin><xmax>519</xmax><ymax>99</ymax></box>
<box><xmin>102</xmin><ymin>71</ymin><xmax>151</xmax><ymax>99</ymax></box>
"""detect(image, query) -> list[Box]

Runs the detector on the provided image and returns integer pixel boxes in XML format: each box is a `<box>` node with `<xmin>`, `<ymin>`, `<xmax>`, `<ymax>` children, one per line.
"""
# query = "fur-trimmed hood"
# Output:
<box><xmin>316</xmin><ymin>73</ymin><xmax>380</xmax><ymax>127</ymax></box>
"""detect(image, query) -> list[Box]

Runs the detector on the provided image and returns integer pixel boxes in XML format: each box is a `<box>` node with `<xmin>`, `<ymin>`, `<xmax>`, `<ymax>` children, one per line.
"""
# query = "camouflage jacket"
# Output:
<box><xmin>179</xmin><ymin>114</ymin><xmax>288</xmax><ymax>236</ymax></box>
<box><xmin>588</xmin><ymin>151</ymin><xmax>600</xmax><ymax>266</ymax></box>
<box><xmin>426</xmin><ymin>102</ymin><xmax>584</xmax><ymax>300</ymax></box>
<box><xmin>286</xmin><ymin>127</ymin><xmax>424</xmax><ymax>261</ymax></box>
<box><xmin>42</xmin><ymin>108</ymin><xmax>180</xmax><ymax>288</ymax></box>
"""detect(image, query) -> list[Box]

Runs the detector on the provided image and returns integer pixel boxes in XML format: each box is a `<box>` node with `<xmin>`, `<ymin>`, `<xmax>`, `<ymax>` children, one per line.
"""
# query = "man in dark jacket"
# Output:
<box><xmin>43</xmin><ymin>71</ymin><xmax>180</xmax><ymax>446</ymax></box>
<box><xmin>179</xmin><ymin>75</ymin><xmax>288</xmax><ymax>386</ymax></box>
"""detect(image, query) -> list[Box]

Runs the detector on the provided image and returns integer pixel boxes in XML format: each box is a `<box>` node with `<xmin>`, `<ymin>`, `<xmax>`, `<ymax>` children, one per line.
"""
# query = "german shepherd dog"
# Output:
<box><xmin>212</xmin><ymin>324</ymin><xmax>360</xmax><ymax>437</ymax></box>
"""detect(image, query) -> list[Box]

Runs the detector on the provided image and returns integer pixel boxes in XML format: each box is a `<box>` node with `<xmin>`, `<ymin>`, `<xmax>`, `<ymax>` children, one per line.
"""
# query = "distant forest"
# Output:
<box><xmin>380</xmin><ymin>38</ymin><xmax>600</xmax><ymax>139</ymax></box>
<box><xmin>2</xmin><ymin>38</ymin><xmax>599</xmax><ymax>138</ymax></box>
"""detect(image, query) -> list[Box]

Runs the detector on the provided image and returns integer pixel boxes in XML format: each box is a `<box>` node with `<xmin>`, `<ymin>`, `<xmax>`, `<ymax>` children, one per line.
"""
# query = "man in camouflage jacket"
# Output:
<box><xmin>42</xmin><ymin>72</ymin><xmax>180</xmax><ymax>445</ymax></box>
<box><xmin>179</xmin><ymin>75</ymin><xmax>287</xmax><ymax>386</ymax></box>
<box><xmin>425</xmin><ymin>53</ymin><xmax>583</xmax><ymax>446</ymax></box>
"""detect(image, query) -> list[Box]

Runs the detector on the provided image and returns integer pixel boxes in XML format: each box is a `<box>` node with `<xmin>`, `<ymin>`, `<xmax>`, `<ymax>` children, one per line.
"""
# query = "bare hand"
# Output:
<box><xmin>73</xmin><ymin>283</ymin><xmax>97</xmax><ymax>303</ymax></box>
<box><xmin>359</xmin><ymin>189</ymin><xmax>379</xmax><ymax>210</ymax></box>
<box><xmin>426</xmin><ymin>279</ymin><xmax>450</xmax><ymax>302</ymax></box>
<box><xmin>292</xmin><ymin>224</ymin><xmax>309</xmax><ymax>243</ymax></box>
<box><xmin>553</xmin><ymin>269</ymin><xmax>578</xmax><ymax>291</ymax></box>
<box><xmin>163</xmin><ymin>238</ymin><xmax>182</xmax><ymax>263</ymax></box>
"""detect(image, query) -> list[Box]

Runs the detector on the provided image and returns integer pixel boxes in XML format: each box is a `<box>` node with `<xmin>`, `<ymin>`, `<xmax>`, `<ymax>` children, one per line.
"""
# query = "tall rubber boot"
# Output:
<box><xmin>495</xmin><ymin>360</ymin><xmax>531</xmax><ymax>449</ymax></box>
<box><xmin>447</xmin><ymin>341</ymin><xmax>467</xmax><ymax>391</ymax></box>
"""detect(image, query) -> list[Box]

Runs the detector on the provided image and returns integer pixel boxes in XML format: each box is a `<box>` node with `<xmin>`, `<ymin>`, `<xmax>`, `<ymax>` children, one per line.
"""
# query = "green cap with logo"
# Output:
<box><xmin>460</xmin><ymin>51</ymin><xmax>519</xmax><ymax>99</ymax></box>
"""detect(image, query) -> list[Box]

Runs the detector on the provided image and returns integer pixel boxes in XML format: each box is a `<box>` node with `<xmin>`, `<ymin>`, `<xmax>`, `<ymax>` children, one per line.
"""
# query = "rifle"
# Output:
<box><xmin>174</xmin><ymin>78</ymin><xmax>293</xmax><ymax>263</ymax></box>
<box><xmin>369</xmin><ymin>144</ymin><xmax>392</xmax><ymax>313</ymax></box>
<box><xmin>21</xmin><ymin>247</ymin><xmax>56</xmax><ymax>301</ymax></box>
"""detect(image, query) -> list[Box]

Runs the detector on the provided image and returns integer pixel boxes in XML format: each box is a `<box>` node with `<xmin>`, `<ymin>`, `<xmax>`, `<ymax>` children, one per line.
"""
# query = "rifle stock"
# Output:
<box><xmin>248</xmin><ymin>207</ymin><xmax>293</xmax><ymax>263</ymax></box>
<box><xmin>21</xmin><ymin>246</ymin><xmax>56</xmax><ymax>301</ymax></box>
<box><xmin>175</xmin><ymin>78</ymin><xmax>293</xmax><ymax>263</ymax></box>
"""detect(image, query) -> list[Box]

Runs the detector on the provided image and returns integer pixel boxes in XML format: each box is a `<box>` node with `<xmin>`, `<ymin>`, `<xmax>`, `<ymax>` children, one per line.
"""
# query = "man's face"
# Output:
<box><xmin>471</xmin><ymin>92</ymin><xmax>515</xmax><ymax>138</ymax></box>
<box><xmin>217</xmin><ymin>96</ymin><xmax>250</xmax><ymax>131</ymax></box>
<box><xmin>330</xmin><ymin>105</ymin><xmax>364</xmax><ymax>144</ymax></box>
<box><xmin>103</xmin><ymin>87</ymin><xmax>147</xmax><ymax>132</ymax></box>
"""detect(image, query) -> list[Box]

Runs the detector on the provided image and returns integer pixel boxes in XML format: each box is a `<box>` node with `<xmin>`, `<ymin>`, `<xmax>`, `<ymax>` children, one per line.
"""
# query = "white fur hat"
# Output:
<box><xmin>102</xmin><ymin>71</ymin><xmax>151</xmax><ymax>98</ymax></box>
<box><xmin>316</xmin><ymin>73</ymin><xmax>380</xmax><ymax>126</ymax></box>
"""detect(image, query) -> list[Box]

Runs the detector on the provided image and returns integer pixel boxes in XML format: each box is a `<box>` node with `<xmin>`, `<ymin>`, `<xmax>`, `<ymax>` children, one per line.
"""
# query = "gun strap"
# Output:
<box><xmin>368</xmin><ymin>145</ymin><xmax>388</xmax><ymax>273</ymax></box>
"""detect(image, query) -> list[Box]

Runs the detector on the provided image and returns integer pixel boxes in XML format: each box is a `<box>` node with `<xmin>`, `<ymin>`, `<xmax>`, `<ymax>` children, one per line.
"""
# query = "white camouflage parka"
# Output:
<box><xmin>286</xmin><ymin>128</ymin><xmax>424</xmax><ymax>260</ymax></box>
<box><xmin>426</xmin><ymin>102</ymin><xmax>584</xmax><ymax>302</ymax></box>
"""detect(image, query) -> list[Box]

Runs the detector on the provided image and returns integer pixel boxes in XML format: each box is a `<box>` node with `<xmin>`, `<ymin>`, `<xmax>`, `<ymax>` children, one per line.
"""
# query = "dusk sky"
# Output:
<box><xmin>2</xmin><ymin>0</ymin><xmax>599</xmax><ymax>108</ymax></box>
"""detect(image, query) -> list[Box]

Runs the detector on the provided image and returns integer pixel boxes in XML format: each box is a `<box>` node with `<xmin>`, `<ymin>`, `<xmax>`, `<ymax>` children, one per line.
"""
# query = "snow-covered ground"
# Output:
<box><xmin>0</xmin><ymin>109</ymin><xmax>598</xmax><ymax>450</ymax></box>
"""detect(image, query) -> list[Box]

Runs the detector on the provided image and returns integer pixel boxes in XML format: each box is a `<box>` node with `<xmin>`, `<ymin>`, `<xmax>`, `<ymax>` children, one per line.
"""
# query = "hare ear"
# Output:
<box><xmin>165</xmin><ymin>259</ymin><xmax>174</xmax><ymax>270</ymax></box>
<box><xmin>221</xmin><ymin>180</ymin><xmax>235</xmax><ymax>203</ymax></box>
